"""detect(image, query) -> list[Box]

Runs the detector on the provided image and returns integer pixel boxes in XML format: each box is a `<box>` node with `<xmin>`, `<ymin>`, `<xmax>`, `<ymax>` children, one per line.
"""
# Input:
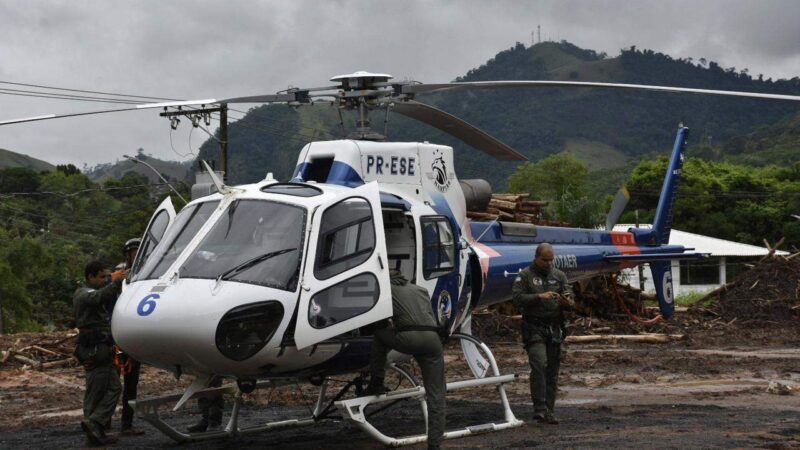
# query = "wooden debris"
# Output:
<box><xmin>467</xmin><ymin>193</ymin><xmax>554</xmax><ymax>225</ymax></box>
<box><xmin>760</xmin><ymin>237</ymin><xmax>786</xmax><ymax>262</ymax></box>
<box><xmin>41</xmin><ymin>358</ymin><xmax>76</xmax><ymax>370</ymax></box>
<box><xmin>13</xmin><ymin>354</ymin><xmax>40</xmax><ymax>368</ymax></box>
<box><xmin>566</xmin><ymin>334</ymin><xmax>684</xmax><ymax>344</ymax></box>
<box><xmin>31</xmin><ymin>345</ymin><xmax>63</xmax><ymax>357</ymax></box>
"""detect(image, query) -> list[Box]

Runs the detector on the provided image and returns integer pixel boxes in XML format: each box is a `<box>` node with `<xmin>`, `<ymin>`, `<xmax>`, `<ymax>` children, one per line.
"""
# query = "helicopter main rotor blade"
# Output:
<box><xmin>402</xmin><ymin>80</ymin><xmax>800</xmax><ymax>102</ymax></box>
<box><xmin>0</xmin><ymin>99</ymin><xmax>223</xmax><ymax>126</ymax></box>
<box><xmin>391</xmin><ymin>100</ymin><xmax>527</xmax><ymax>161</ymax></box>
<box><xmin>217</xmin><ymin>94</ymin><xmax>298</xmax><ymax>103</ymax></box>
<box><xmin>0</xmin><ymin>107</ymin><xmax>142</xmax><ymax>126</ymax></box>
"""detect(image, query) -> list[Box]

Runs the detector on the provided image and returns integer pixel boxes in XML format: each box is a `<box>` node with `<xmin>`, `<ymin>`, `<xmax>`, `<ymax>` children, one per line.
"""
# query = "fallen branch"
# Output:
<box><xmin>697</xmin><ymin>280</ymin><xmax>739</xmax><ymax>303</ymax></box>
<box><xmin>41</xmin><ymin>358</ymin><xmax>76</xmax><ymax>370</ymax></box>
<box><xmin>13</xmin><ymin>354</ymin><xmax>40</xmax><ymax>368</ymax></box>
<box><xmin>31</xmin><ymin>345</ymin><xmax>63</xmax><ymax>357</ymax></box>
<box><xmin>566</xmin><ymin>334</ymin><xmax>684</xmax><ymax>344</ymax></box>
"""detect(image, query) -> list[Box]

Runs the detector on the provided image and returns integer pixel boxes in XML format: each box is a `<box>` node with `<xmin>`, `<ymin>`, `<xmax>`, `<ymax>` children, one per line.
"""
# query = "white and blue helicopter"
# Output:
<box><xmin>4</xmin><ymin>71</ymin><xmax>800</xmax><ymax>446</ymax></box>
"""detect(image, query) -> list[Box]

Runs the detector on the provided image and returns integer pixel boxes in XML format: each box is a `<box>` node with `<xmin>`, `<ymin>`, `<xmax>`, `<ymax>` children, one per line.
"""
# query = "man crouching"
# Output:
<box><xmin>366</xmin><ymin>269</ymin><xmax>446</xmax><ymax>450</ymax></box>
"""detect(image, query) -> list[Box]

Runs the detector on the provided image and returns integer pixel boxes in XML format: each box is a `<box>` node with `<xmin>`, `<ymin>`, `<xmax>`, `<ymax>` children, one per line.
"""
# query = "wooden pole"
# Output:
<box><xmin>220</xmin><ymin>103</ymin><xmax>228</xmax><ymax>183</ymax></box>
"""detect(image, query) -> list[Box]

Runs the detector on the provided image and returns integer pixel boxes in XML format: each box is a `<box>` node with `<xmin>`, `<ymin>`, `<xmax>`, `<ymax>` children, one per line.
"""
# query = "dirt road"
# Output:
<box><xmin>2</xmin><ymin>340</ymin><xmax>798</xmax><ymax>449</ymax></box>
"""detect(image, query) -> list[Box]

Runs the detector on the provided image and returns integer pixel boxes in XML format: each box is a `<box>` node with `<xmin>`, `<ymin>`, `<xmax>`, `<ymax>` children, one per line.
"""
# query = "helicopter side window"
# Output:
<box><xmin>421</xmin><ymin>216</ymin><xmax>455</xmax><ymax>279</ymax></box>
<box><xmin>314</xmin><ymin>197</ymin><xmax>376</xmax><ymax>280</ymax></box>
<box><xmin>307</xmin><ymin>273</ymin><xmax>379</xmax><ymax>329</ymax></box>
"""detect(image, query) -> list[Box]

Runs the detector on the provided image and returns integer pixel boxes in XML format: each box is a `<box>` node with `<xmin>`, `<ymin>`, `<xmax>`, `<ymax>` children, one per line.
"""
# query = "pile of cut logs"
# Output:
<box><xmin>467</xmin><ymin>193</ymin><xmax>566</xmax><ymax>225</ymax></box>
<box><xmin>0</xmin><ymin>333</ymin><xmax>77</xmax><ymax>371</ymax></box>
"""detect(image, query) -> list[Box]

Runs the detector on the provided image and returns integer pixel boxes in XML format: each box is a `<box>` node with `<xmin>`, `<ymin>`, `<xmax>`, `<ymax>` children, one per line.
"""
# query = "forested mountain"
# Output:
<box><xmin>0</xmin><ymin>148</ymin><xmax>54</xmax><ymax>172</ymax></box>
<box><xmin>85</xmin><ymin>149</ymin><xmax>192</xmax><ymax>184</ymax></box>
<box><xmin>197</xmin><ymin>41</ymin><xmax>800</xmax><ymax>190</ymax></box>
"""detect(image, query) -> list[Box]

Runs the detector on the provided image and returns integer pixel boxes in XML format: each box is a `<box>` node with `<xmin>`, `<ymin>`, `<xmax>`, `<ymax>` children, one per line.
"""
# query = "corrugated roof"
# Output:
<box><xmin>613</xmin><ymin>225</ymin><xmax>789</xmax><ymax>257</ymax></box>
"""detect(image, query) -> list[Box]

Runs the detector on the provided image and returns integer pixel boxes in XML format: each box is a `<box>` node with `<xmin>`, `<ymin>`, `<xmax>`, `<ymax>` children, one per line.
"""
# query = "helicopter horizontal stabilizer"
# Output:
<box><xmin>603</xmin><ymin>252</ymin><xmax>708</xmax><ymax>262</ymax></box>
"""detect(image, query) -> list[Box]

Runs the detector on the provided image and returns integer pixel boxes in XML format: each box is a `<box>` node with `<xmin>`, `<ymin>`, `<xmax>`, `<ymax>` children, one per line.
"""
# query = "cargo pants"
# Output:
<box><xmin>371</xmin><ymin>328</ymin><xmax>446</xmax><ymax>446</ymax></box>
<box><xmin>76</xmin><ymin>342</ymin><xmax>121</xmax><ymax>429</ymax></box>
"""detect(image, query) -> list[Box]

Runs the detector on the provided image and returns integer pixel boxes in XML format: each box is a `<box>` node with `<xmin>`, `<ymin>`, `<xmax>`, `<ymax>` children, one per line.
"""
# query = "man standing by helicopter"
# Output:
<box><xmin>74</xmin><ymin>261</ymin><xmax>128</xmax><ymax>446</ymax></box>
<box><xmin>366</xmin><ymin>269</ymin><xmax>446</xmax><ymax>450</ymax></box>
<box><xmin>115</xmin><ymin>238</ymin><xmax>146</xmax><ymax>436</ymax></box>
<box><xmin>512</xmin><ymin>243</ymin><xmax>574</xmax><ymax>424</ymax></box>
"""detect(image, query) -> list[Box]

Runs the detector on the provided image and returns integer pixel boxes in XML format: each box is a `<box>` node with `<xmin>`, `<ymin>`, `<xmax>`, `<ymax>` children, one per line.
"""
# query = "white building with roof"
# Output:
<box><xmin>613</xmin><ymin>225</ymin><xmax>789</xmax><ymax>296</ymax></box>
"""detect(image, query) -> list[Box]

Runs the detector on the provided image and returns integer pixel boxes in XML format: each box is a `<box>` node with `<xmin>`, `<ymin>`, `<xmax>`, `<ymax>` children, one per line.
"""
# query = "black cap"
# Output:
<box><xmin>123</xmin><ymin>238</ymin><xmax>141</xmax><ymax>253</ymax></box>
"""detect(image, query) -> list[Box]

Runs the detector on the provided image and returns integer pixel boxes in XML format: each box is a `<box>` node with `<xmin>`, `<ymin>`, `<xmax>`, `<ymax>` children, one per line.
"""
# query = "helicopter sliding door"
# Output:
<box><xmin>129</xmin><ymin>197</ymin><xmax>176</xmax><ymax>279</ymax></box>
<box><xmin>295</xmin><ymin>182</ymin><xmax>392</xmax><ymax>349</ymax></box>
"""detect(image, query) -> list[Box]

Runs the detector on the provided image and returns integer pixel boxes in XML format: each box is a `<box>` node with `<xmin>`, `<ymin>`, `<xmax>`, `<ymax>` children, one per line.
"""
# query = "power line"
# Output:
<box><xmin>0</xmin><ymin>89</ymin><xmax>141</xmax><ymax>105</ymax></box>
<box><xmin>0</xmin><ymin>80</ymin><xmax>178</xmax><ymax>102</ymax></box>
<box><xmin>0</xmin><ymin>182</ymin><xmax>172</xmax><ymax>198</ymax></box>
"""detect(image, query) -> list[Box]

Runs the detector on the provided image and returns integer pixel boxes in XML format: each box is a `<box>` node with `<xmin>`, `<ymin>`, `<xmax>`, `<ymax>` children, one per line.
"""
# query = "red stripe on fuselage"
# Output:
<box><xmin>610</xmin><ymin>232</ymin><xmax>641</xmax><ymax>268</ymax></box>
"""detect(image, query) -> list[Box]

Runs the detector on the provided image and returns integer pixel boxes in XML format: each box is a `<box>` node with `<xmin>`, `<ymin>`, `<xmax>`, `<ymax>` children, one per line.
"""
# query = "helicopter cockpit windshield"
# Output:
<box><xmin>133</xmin><ymin>200</ymin><xmax>220</xmax><ymax>282</ymax></box>
<box><xmin>179</xmin><ymin>199</ymin><xmax>305</xmax><ymax>291</ymax></box>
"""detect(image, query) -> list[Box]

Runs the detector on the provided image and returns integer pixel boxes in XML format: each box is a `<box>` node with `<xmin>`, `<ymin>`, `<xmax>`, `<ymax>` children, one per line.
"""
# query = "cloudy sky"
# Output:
<box><xmin>1</xmin><ymin>0</ymin><xmax>798</xmax><ymax>168</ymax></box>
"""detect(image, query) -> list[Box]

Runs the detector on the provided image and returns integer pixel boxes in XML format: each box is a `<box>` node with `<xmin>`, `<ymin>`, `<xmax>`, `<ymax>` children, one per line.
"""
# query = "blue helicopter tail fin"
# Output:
<box><xmin>650</xmin><ymin>127</ymin><xmax>689</xmax><ymax>245</ymax></box>
<box><xmin>649</xmin><ymin>260</ymin><xmax>675</xmax><ymax>318</ymax></box>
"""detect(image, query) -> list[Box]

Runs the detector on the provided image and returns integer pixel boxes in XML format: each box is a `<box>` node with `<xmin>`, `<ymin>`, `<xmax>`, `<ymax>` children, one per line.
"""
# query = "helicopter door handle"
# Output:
<box><xmin>378</xmin><ymin>254</ymin><xmax>384</xmax><ymax>270</ymax></box>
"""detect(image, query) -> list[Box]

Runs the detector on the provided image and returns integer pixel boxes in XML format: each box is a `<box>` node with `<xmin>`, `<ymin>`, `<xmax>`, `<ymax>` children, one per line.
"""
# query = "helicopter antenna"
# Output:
<box><xmin>337</xmin><ymin>107</ymin><xmax>346</xmax><ymax>138</ymax></box>
<box><xmin>383</xmin><ymin>103</ymin><xmax>392</xmax><ymax>138</ymax></box>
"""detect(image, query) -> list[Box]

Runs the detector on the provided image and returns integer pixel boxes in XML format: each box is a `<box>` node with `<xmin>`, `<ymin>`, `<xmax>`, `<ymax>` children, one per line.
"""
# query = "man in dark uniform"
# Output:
<box><xmin>74</xmin><ymin>260</ymin><xmax>127</xmax><ymax>446</ymax></box>
<box><xmin>186</xmin><ymin>376</ymin><xmax>224</xmax><ymax>432</ymax></box>
<box><xmin>116</xmin><ymin>238</ymin><xmax>146</xmax><ymax>436</ymax></box>
<box><xmin>512</xmin><ymin>243</ymin><xmax>574</xmax><ymax>424</ymax></box>
<box><xmin>367</xmin><ymin>270</ymin><xmax>446</xmax><ymax>450</ymax></box>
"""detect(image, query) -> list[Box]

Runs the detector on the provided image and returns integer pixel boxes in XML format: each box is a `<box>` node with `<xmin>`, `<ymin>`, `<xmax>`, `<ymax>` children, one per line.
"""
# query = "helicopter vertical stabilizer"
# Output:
<box><xmin>649</xmin><ymin>260</ymin><xmax>675</xmax><ymax>318</ymax></box>
<box><xmin>651</xmin><ymin>127</ymin><xmax>689</xmax><ymax>244</ymax></box>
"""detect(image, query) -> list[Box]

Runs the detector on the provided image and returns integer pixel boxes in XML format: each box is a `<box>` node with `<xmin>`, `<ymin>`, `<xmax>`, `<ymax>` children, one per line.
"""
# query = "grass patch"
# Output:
<box><xmin>560</xmin><ymin>139</ymin><xmax>628</xmax><ymax>171</ymax></box>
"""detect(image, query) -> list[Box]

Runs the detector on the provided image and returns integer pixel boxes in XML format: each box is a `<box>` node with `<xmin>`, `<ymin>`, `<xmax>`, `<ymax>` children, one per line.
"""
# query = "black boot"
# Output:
<box><xmin>364</xmin><ymin>378</ymin><xmax>387</xmax><ymax>396</ymax></box>
<box><xmin>187</xmin><ymin>419</ymin><xmax>208</xmax><ymax>433</ymax></box>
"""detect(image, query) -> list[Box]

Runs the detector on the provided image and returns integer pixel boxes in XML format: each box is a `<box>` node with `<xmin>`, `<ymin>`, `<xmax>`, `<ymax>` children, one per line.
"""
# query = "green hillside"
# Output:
<box><xmin>0</xmin><ymin>148</ymin><xmax>55</xmax><ymax>172</ymax></box>
<box><xmin>86</xmin><ymin>151</ymin><xmax>192</xmax><ymax>184</ymax></box>
<box><xmin>197</xmin><ymin>41</ymin><xmax>800</xmax><ymax>191</ymax></box>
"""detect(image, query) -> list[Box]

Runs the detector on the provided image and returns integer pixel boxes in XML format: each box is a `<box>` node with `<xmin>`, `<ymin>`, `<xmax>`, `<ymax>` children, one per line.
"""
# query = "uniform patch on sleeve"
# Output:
<box><xmin>532</xmin><ymin>277</ymin><xmax>542</xmax><ymax>286</ymax></box>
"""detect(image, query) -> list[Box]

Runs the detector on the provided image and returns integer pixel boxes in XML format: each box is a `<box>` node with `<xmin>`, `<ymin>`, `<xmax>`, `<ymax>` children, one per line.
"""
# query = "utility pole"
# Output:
<box><xmin>159</xmin><ymin>104</ymin><xmax>229</xmax><ymax>182</ymax></box>
<box><xmin>537</xmin><ymin>24</ymin><xmax>541</xmax><ymax>44</ymax></box>
<box><xmin>636</xmin><ymin>209</ymin><xmax>646</xmax><ymax>291</ymax></box>
<box><xmin>220</xmin><ymin>104</ymin><xmax>228</xmax><ymax>183</ymax></box>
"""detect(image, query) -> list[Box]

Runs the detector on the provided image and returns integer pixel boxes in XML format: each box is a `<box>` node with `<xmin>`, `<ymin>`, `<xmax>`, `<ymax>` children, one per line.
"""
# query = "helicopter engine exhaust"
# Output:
<box><xmin>460</xmin><ymin>179</ymin><xmax>492</xmax><ymax>212</ymax></box>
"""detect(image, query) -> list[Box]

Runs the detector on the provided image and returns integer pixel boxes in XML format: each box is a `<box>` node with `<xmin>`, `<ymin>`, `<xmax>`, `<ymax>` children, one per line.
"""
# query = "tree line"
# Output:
<box><xmin>0</xmin><ymin>165</ymin><xmax>181</xmax><ymax>333</ymax></box>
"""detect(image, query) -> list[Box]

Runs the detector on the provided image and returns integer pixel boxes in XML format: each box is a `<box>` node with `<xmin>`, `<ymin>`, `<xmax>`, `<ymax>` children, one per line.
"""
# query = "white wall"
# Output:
<box><xmin>621</xmin><ymin>258</ymin><xmax>725</xmax><ymax>297</ymax></box>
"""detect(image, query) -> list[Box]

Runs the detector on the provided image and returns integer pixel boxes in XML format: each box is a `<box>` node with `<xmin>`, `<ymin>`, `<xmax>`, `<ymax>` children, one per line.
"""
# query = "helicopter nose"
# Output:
<box><xmin>215</xmin><ymin>301</ymin><xmax>284</xmax><ymax>361</ymax></box>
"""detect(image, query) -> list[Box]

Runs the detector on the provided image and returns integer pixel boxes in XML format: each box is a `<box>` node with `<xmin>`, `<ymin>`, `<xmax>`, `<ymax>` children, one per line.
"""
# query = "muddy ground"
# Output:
<box><xmin>1</xmin><ymin>312</ymin><xmax>799</xmax><ymax>449</ymax></box>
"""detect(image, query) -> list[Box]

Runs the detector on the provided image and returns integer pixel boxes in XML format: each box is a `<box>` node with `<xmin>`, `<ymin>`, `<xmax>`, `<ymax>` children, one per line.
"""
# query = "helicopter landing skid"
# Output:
<box><xmin>131</xmin><ymin>378</ymin><xmax>326</xmax><ymax>443</ymax></box>
<box><xmin>335</xmin><ymin>333</ymin><xmax>523</xmax><ymax>447</ymax></box>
